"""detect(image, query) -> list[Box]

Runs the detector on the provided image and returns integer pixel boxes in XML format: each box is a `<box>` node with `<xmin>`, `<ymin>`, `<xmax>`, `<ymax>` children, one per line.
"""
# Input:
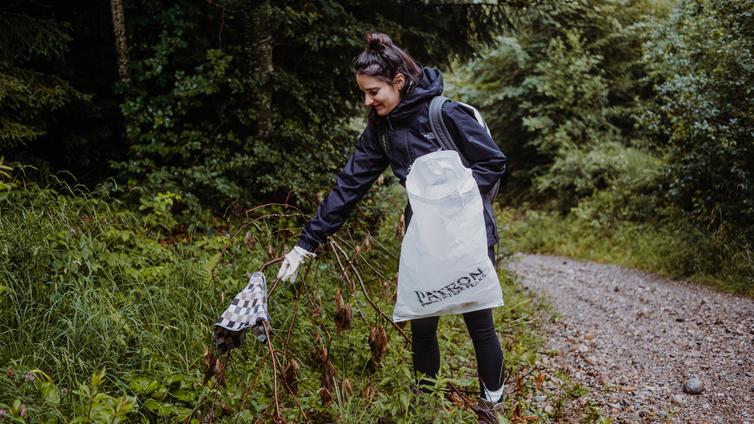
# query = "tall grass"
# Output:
<box><xmin>3</xmin><ymin>187</ymin><xmax>210</xmax><ymax>384</ymax></box>
<box><xmin>1</xmin><ymin>182</ymin><xmax>557</xmax><ymax>422</ymax></box>
<box><xmin>500</xmin><ymin>207</ymin><xmax>754</xmax><ymax>296</ymax></box>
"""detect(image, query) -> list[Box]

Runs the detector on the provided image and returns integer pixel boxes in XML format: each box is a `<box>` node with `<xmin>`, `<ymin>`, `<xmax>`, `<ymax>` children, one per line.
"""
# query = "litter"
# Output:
<box><xmin>213</xmin><ymin>271</ymin><xmax>270</xmax><ymax>355</ymax></box>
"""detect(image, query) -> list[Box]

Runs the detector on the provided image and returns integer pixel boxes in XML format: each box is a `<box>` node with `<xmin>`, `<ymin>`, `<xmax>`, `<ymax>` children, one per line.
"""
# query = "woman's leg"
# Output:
<box><xmin>465</xmin><ymin>248</ymin><xmax>505</xmax><ymax>401</ymax></box>
<box><xmin>410</xmin><ymin>315</ymin><xmax>440</xmax><ymax>391</ymax></box>
<box><xmin>463</xmin><ymin>308</ymin><xmax>505</xmax><ymax>401</ymax></box>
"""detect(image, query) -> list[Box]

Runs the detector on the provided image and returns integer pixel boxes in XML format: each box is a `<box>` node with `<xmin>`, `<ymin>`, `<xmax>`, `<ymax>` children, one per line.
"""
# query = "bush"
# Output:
<box><xmin>448</xmin><ymin>0</ymin><xmax>668</xmax><ymax>206</ymax></box>
<box><xmin>640</xmin><ymin>0</ymin><xmax>754</xmax><ymax>241</ymax></box>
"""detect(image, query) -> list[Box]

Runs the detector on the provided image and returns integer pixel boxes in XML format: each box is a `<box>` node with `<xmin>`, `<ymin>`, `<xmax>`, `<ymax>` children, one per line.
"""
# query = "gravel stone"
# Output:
<box><xmin>507</xmin><ymin>253</ymin><xmax>754</xmax><ymax>423</ymax></box>
<box><xmin>671</xmin><ymin>394</ymin><xmax>685</xmax><ymax>405</ymax></box>
<box><xmin>683</xmin><ymin>377</ymin><xmax>704</xmax><ymax>394</ymax></box>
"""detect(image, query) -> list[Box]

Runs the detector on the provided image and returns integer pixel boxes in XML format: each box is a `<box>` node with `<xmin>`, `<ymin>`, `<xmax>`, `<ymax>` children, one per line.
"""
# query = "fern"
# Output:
<box><xmin>199</xmin><ymin>252</ymin><xmax>222</xmax><ymax>287</ymax></box>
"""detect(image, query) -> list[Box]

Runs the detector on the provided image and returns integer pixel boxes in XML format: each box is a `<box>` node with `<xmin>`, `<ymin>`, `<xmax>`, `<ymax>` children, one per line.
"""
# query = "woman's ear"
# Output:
<box><xmin>393</xmin><ymin>73</ymin><xmax>406</xmax><ymax>90</ymax></box>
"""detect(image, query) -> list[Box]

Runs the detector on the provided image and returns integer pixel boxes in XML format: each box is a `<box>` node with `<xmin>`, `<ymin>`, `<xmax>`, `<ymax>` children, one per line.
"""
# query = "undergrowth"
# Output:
<box><xmin>1</xmin><ymin>181</ymin><xmax>560</xmax><ymax>422</ymax></box>
<box><xmin>500</xmin><ymin>206</ymin><xmax>754</xmax><ymax>297</ymax></box>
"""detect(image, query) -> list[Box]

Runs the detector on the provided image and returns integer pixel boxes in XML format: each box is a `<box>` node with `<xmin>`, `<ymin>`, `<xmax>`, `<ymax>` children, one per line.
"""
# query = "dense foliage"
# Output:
<box><xmin>2</xmin><ymin>0</ymin><xmax>754</xmax><ymax>421</ymax></box>
<box><xmin>641</xmin><ymin>0</ymin><xmax>754</xmax><ymax>240</ymax></box>
<box><xmin>0</xmin><ymin>0</ymin><xmax>125</xmax><ymax>180</ymax></box>
<box><xmin>450</xmin><ymin>0</ymin><xmax>667</xmax><ymax>209</ymax></box>
<box><xmin>448</xmin><ymin>0</ymin><xmax>753</xmax><ymax>289</ymax></box>
<box><xmin>0</xmin><ymin>4</ymin><xmax>84</xmax><ymax>149</ymax></box>
<box><xmin>0</xmin><ymin>183</ymin><xmax>554</xmax><ymax>422</ymax></box>
<box><xmin>2</xmin><ymin>0</ymin><xmax>509</xmax><ymax>213</ymax></box>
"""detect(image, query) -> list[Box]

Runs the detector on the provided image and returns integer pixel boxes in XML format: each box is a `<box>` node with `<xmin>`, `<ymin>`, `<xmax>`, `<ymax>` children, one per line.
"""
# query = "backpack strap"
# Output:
<box><xmin>429</xmin><ymin>96</ymin><xmax>500</xmax><ymax>202</ymax></box>
<box><xmin>428</xmin><ymin>96</ymin><xmax>470</xmax><ymax>167</ymax></box>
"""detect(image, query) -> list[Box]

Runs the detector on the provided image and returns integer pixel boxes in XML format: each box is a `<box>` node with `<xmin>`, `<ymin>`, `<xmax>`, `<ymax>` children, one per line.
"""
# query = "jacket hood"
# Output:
<box><xmin>380</xmin><ymin>67</ymin><xmax>444</xmax><ymax>124</ymax></box>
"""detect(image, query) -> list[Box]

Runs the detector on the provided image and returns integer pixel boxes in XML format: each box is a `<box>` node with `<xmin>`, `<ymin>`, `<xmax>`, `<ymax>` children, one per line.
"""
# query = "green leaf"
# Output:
<box><xmin>128</xmin><ymin>377</ymin><xmax>160</xmax><ymax>395</ymax></box>
<box><xmin>37</xmin><ymin>381</ymin><xmax>60</xmax><ymax>405</ymax></box>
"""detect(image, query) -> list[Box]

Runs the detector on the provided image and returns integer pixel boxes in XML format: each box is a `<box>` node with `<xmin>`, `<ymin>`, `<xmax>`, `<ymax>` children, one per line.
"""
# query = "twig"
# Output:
<box><xmin>263</xmin><ymin>321</ymin><xmax>282</xmax><ymax>422</ymax></box>
<box><xmin>295</xmin><ymin>261</ymin><xmax>334</xmax><ymax>343</ymax></box>
<box><xmin>262</xmin><ymin>256</ymin><xmax>284</xmax><ymax>274</ymax></box>
<box><xmin>238</xmin><ymin>347</ymin><xmax>272</xmax><ymax>411</ymax></box>
<box><xmin>329</xmin><ymin>240</ymin><xmax>357</xmax><ymax>292</ymax></box>
<box><xmin>332</xmin><ymin>234</ymin><xmax>394</xmax><ymax>285</ymax></box>
<box><xmin>283</xmin><ymin>269</ymin><xmax>306</xmax><ymax>352</ymax></box>
<box><xmin>279</xmin><ymin>376</ymin><xmax>311</xmax><ymax>423</ymax></box>
<box><xmin>447</xmin><ymin>382</ymin><xmax>477</xmax><ymax>408</ymax></box>
<box><xmin>366</xmin><ymin>234</ymin><xmax>399</xmax><ymax>260</ymax></box>
<box><xmin>330</xmin><ymin>240</ymin><xmax>411</xmax><ymax>344</ymax></box>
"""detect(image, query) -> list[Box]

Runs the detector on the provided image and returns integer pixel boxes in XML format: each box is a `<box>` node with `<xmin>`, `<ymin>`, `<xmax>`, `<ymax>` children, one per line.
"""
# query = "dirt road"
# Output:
<box><xmin>507</xmin><ymin>254</ymin><xmax>754</xmax><ymax>423</ymax></box>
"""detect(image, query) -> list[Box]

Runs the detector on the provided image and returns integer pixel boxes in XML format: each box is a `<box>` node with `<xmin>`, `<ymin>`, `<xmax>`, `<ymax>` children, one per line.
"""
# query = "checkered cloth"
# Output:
<box><xmin>213</xmin><ymin>271</ymin><xmax>269</xmax><ymax>354</ymax></box>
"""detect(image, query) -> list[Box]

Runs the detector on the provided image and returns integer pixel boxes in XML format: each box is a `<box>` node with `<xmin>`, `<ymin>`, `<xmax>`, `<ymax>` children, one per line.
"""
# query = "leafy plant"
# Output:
<box><xmin>70</xmin><ymin>369</ymin><xmax>137</xmax><ymax>424</ymax></box>
<box><xmin>640</xmin><ymin>0</ymin><xmax>754</xmax><ymax>241</ymax></box>
<box><xmin>0</xmin><ymin>180</ymin><xmax>560</xmax><ymax>421</ymax></box>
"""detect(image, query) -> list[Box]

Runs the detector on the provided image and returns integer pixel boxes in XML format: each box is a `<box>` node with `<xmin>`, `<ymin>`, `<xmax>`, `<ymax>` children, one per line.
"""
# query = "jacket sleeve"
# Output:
<box><xmin>297</xmin><ymin>126</ymin><xmax>390</xmax><ymax>252</ymax></box>
<box><xmin>442</xmin><ymin>101</ymin><xmax>508</xmax><ymax>194</ymax></box>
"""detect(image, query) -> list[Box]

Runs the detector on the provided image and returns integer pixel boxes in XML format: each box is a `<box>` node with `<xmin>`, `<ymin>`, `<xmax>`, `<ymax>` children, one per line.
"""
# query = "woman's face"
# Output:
<box><xmin>356</xmin><ymin>73</ymin><xmax>405</xmax><ymax>116</ymax></box>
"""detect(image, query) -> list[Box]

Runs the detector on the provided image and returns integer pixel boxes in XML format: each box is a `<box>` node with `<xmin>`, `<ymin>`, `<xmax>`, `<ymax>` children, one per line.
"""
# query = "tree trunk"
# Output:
<box><xmin>110</xmin><ymin>0</ymin><xmax>130</xmax><ymax>85</ymax></box>
<box><xmin>245</xmin><ymin>0</ymin><xmax>273</xmax><ymax>140</ymax></box>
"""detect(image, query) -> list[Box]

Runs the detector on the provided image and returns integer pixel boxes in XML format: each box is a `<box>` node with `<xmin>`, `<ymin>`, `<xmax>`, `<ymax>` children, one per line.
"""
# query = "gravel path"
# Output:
<box><xmin>507</xmin><ymin>253</ymin><xmax>754</xmax><ymax>424</ymax></box>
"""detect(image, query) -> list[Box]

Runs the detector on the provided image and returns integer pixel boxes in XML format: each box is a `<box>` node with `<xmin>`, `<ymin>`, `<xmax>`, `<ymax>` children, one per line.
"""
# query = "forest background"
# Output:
<box><xmin>1</xmin><ymin>0</ymin><xmax>752</xmax><ymax>422</ymax></box>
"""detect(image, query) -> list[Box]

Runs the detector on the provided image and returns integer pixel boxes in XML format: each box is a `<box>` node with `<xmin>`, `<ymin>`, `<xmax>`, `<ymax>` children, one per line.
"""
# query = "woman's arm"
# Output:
<box><xmin>298</xmin><ymin>126</ymin><xmax>390</xmax><ymax>252</ymax></box>
<box><xmin>441</xmin><ymin>101</ymin><xmax>508</xmax><ymax>194</ymax></box>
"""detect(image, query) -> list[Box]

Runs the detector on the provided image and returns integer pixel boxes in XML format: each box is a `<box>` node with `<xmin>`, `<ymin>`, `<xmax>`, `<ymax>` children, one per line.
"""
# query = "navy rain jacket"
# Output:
<box><xmin>297</xmin><ymin>67</ymin><xmax>508</xmax><ymax>252</ymax></box>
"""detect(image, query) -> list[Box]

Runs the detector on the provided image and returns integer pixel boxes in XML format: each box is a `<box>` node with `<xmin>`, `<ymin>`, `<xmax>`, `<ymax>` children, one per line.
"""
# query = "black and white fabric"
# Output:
<box><xmin>213</xmin><ymin>271</ymin><xmax>269</xmax><ymax>354</ymax></box>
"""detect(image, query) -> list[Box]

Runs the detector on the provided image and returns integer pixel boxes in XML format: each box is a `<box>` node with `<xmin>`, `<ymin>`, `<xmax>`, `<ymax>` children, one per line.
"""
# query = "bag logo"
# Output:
<box><xmin>422</xmin><ymin>132</ymin><xmax>436</xmax><ymax>141</ymax></box>
<box><xmin>414</xmin><ymin>266</ymin><xmax>489</xmax><ymax>307</ymax></box>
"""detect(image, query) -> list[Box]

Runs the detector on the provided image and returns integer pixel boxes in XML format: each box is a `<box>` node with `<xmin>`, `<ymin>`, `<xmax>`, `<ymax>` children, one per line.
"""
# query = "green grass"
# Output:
<box><xmin>0</xmin><ymin>182</ymin><xmax>565</xmax><ymax>423</ymax></box>
<box><xmin>499</xmin><ymin>207</ymin><xmax>754</xmax><ymax>297</ymax></box>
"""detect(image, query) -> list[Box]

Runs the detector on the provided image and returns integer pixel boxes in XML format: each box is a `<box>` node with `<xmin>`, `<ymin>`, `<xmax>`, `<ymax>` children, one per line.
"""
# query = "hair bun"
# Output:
<box><xmin>366</xmin><ymin>32</ymin><xmax>393</xmax><ymax>53</ymax></box>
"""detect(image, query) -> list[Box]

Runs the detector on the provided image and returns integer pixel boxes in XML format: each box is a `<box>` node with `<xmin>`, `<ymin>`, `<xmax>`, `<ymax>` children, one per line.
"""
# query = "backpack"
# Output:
<box><xmin>427</xmin><ymin>96</ymin><xmax>500</xmax><ymax>202</ymax></box>
<box><xmin>376</xmin><ymin>95</ymin><xmax>501</xmax><ymax>200</ymax></box>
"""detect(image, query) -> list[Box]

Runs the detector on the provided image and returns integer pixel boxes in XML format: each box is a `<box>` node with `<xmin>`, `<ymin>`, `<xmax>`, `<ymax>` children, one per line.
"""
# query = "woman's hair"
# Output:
<box><xmin>352</xmin><ymin>32</ymin><xmax>423</xmax><ymax>96</ymax></box>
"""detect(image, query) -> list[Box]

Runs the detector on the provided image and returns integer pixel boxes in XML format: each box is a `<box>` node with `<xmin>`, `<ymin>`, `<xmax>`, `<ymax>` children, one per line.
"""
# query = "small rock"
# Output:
<box><xmin>683</xmin><ymin>377</ymin><xmax>704</xmax><ymax>394</ymax></box>
<box><xmin>671</xmin><ymin>394</ymin><xmax>685</xmax><ymax>405</ymax></box>
<box><xmin>626</xmin><ymin>411</ymin><xmax>641</xmax><ymax>422</ymax></box>
<box><xmin>598</xmin><ymin>373</ymin><xmax>608</xmax><ymax>385</ymax></box>
<box><xmin>544</xmin><ymin>405</ymin><xmax>553</xmax><ymax>414</ymax></box>
<box><xmin>534</xmin><ymin>395</ymin><xmax>546</xmax><ymax>402</ymax></box>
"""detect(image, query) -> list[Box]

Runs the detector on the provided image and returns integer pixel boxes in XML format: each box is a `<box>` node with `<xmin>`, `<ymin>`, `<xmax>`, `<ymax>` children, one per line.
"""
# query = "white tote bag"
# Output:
<box><xmin>392</xmin><ymin>150</ymin><xmax>504</xmax><ymax>322</ymax></box>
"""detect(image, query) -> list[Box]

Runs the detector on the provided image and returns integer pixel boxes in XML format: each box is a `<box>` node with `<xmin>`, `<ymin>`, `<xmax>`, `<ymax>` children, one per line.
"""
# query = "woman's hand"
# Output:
<box><xmin>276</xmin><ymin>246</ymin><xmax>316</xmax><ymax>283</ymax></box>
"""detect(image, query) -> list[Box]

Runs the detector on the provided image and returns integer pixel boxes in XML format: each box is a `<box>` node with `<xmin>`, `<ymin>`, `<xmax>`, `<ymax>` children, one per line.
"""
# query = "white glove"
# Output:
<box><xmin>276</xmin><ymin>246</ymin><xmax>315</xmax><ymax>283</ymax></box>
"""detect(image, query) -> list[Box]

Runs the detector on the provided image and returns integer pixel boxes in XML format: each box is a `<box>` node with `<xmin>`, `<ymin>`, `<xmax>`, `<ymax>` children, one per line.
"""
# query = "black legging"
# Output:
<box><xmin>409</xmin><ymin>248</ymin><xmax>504</xmax><ymax>400</ymax></box>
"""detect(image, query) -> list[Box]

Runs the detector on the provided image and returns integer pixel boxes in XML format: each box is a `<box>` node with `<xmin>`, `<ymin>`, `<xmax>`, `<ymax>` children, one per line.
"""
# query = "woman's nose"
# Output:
<box><xmin>364</xmin><ymin>94</ymin><xmax>373</xmax><ymax>107</ymax></box>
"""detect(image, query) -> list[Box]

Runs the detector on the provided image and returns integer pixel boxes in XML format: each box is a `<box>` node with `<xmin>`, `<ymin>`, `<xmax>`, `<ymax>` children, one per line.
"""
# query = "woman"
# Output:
<box><xmin>276</xmin><ymin>32</ymin><xmax>508</xmax><ymax>422</ymax></box>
